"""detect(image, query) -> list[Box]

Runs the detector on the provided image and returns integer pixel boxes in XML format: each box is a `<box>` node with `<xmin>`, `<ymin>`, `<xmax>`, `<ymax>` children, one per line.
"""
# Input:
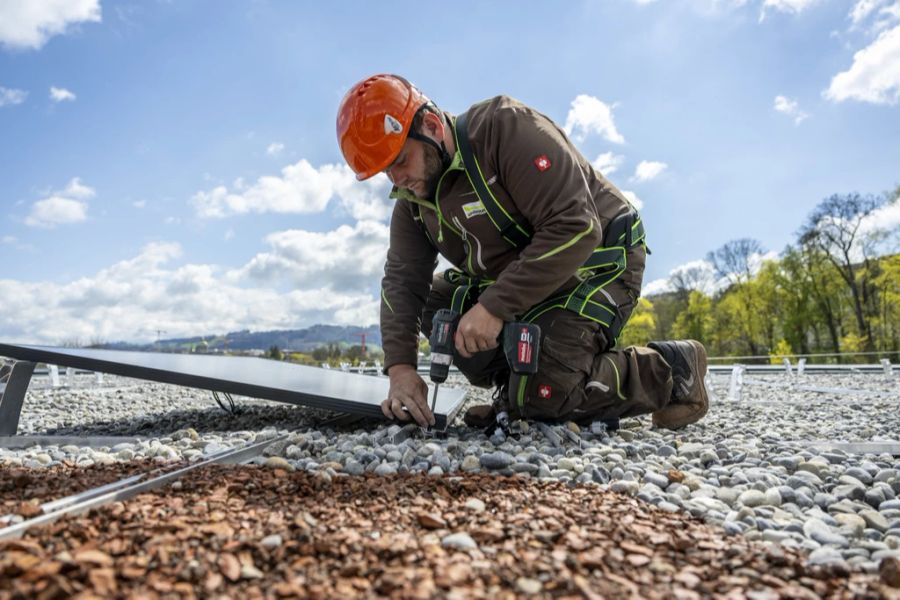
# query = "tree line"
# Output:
<box><xmin>619</xmin><ymin>189</ymin><xmax>899</xmax><ymax>362</ymax></box>
<box><xmin>267</xmin><ymin>343</ymin><xmax>385</xmax><ymax>367</ymax></box>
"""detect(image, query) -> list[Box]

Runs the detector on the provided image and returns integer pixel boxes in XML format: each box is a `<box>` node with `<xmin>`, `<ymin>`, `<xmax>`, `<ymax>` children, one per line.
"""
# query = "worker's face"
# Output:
<box><xmin>384</xmin><ymin>130</ymin><xmax>444</xmax><ymax>200</ymax></box>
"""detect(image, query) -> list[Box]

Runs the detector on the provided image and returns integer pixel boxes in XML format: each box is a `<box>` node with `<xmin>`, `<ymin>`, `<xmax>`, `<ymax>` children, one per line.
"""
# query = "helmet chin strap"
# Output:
<box><xmin>407</xmin><ymin>118</ymin><xmax>452</xmax><ymax>200</ymax></box>
<box><xmin>407</xmin><ymin>130</ymin><xmax>452</xmax><ymax>172</ymax></box>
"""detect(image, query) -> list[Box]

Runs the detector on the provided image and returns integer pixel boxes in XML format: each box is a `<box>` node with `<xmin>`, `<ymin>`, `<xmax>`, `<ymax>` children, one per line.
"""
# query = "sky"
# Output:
<box><xmin>0</xmin><ymin>0</ymin><xmax>898</xmax><ymax>344</ymax></box>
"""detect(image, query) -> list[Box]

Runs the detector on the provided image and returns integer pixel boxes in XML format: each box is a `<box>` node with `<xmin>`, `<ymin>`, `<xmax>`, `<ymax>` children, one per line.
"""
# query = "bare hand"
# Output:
<box><xmin>382</xmin><ymin>364</ymin><xmax>434</xmax><ymax>427</ymax></box>
<box><xmin>455</xmin><ymin>303</ymin><xmax>503</xmax><ymax>359</ymax></box>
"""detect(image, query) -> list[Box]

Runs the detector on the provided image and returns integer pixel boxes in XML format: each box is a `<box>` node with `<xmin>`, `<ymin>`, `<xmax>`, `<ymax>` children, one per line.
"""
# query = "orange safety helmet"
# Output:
<box><xmin>336</xmin><ymin>74</ymin><xmax>430</xmax><ymax>181</ymax></box>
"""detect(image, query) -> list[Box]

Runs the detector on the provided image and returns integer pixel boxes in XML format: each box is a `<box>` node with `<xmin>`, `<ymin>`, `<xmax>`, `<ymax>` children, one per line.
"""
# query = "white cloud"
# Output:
<box><xmin>671</xmin><ymin>259</ymin><xmax>719</xmax><ymax>294</ymax></box>
<box><xmin>63</xmin><ymin>177</ymin><xmax>95</xmax><ymax>199</ymax></box>
<box><xmin>825</xmin><ymin>24</ymin><xmax>900</xmax><ymax>104</ymax></box>
<box><xmin>0</xmin><ymin>86</ymin><xmax>27</xmax><ymax>107</ymax></box>
<box><xmin>643</xmin><ymin>259</ymin><xmax>719</xmax><ymax>297</ymax></box>
<box><xmin>133</xmin><ymin>200</ymin><xmax>146</xmax><ymax>208</ymax></box>
<box><xmin>25</xmin><ymin>196</ymin><xmax>88</xmax><ymax>228</ymax></box>
<box><xmin>850</xmin><ymin>0</ymin><xmax>888</xmax><ymax>26</ymax></box>
<box><xmin>592</xmin><ymin>152</ymin><xmax>625</xmax><ymax>175</ymax></box>
<box><xmin>224</xmin><ymin>228</ymin><xmax>235</xmax><ymax>241</ymax></box>
<box><xmin>24</xmin><ymin>177</ymin><xmax>94</xmax><ymax>228</ymax></box>
<box><xmin>1</xmin><ymin>235</ymin><xmax>17</xmax><ymax>244</ymax></box>
<box><xmin>563</xmin><ymin>95</ymin><xmax>625</xmax><ymax>144</ymax></box>
<box><xmin>813</xmin><ymin>201</ymin><xmax>900</xmax><ymax>261</ymax></box>
<box><xmin>759</xmin><ymin>0</ymin><xmax>820</xmax><ymax>21</ymax></box>
<box><xmin>848</xmin><ymin>0</ymin><xmax>900</xmax><ymax>31</ymax></box>
<box><xmin>641</xmin><ymin>277</ymin><xmax>672</xmax><ymax>296</ymax></box>
<box><xmin>632</xmin><ymin>160</ymin><xmax>668</xmax><ymax>182</ymax></box>
<box><xmin>643</xmin><ymin>254</ymin><xmax>781</xmax><ymax>298</ymax></box>
<box><xmin>0</xmin><ymin>0</ymin><xmax>101</xmax><ymax>51</ymax></box>
<box><xmin>748</xmin><ymin>250</ymin><xmax>779</xmax><ymax>273</ymax></box>
<box><xmin>621</xmin><ymin>190</ymin><xmax>644</xmax><ymax>211</ymax></box>
<box><xmin>191</xmin><ymin>160</ymin><xmax>393</xmax><ymax>222</ymax></box>
<box><xmin>884</xmin><ymin>2</ymin><xmax>900</xmax><ymax>20</ymax></box>
<box><xmin>266</xmin><ymin>142</ymin><xmax>284</xmax><ymax>156</ymax></box>
<box><xmin>773</xmin><ymin>95</ymin><xmax>810</xmax><ymax>124</ymax></box>
<box><xmin>0</xmin><ymin>241</ymin><xmax>382</xmax><ymax>344</ymax></box>
<box><xmin>860</xmin><ymin>199</ymin><xmax>900</xmax><ymax>237</ymax></box>
<box><xmin>49</xmin><ymin>86</ymin><xmax>76</xmax><ymax>102</ymax></box>
<box><xmin>227</xmin><ymin>220</ymin><xmax>390</xmax><ymax>293</ymax></box>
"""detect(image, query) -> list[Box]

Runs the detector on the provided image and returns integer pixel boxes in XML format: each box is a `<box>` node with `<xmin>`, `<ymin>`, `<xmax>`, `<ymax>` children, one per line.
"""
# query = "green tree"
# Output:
<box><xmin>288</xmin><ymin>352</ymin><xmax>318</xmax><ymax>366</ymax></box>
<box><xmin>345</xmin><ymin>344</ymin><xmax>366</xmax><ymax>364</ymax></box>
<box><xmin>872</xmin><ymin>254</ymin><xmax>900</xmax><ymax>353</ymax></box>
<box><xmin>800</xmin><ymin>243</ymin><xmax>848</xmax><ymax>353</ymax></box>
<box><xmin>707</xmin><ymin>239</ymin><xmax>766</xmax><ymax>354</ymax></box>
<box><xmin>647</xmin><ymin>293</ymin><xmax>681</xmax><ymax>341</ymax></box>
<box><xmin>672</xmin><ymin>291</ymin><xmax>713</xmax><ymax>344</ymax></box>
<box><xmin>618</xmin><ymin>297</ymin><xmax>657</xmax><ymax>347</ymax></box>
<box><xmin>777</xmin><ymin>246</ymin><xmax>819</xmax><ymax>355</ymax></box>
<box><xmin>709</xmin><ymin>292</ymin><xmax>749</xmax><ymax>357</ymax></box>
<box><xmin>769</xmin><ymin>339</ymin><xmax>793</xmax><ymax>365</ymax></box>
<box><xmin>799</xmin><ymin>193</ymin><xmax>886</xmax><ymax>349</ymax></box>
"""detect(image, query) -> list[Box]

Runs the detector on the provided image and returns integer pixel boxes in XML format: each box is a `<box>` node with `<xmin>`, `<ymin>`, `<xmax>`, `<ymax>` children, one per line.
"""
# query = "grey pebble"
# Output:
<box><xmin>374</xmin><ymin>462</ymin><xmax>398</xmax><ymax>476</ymax></box>
<box><xmin>480</xmin><ymin>452</ymin><xmax>514</xmax><ymax>470</ymax></box>
<box><xmin>643</xmin><ymin>472</ymin><xmax>669</xmax><ymax>489</ymax></box>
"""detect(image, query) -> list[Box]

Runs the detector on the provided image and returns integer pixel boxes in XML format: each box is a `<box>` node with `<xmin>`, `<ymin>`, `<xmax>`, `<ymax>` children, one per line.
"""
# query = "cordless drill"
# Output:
<box><xmin>427</xmin><ymin>309</ymin><xmax>460</xmax><ymax>421</ymax></box>
<box><xmin>428</xmin><ymin>308</ymin><xmax>540</xmax><ymax>426</ymax></box>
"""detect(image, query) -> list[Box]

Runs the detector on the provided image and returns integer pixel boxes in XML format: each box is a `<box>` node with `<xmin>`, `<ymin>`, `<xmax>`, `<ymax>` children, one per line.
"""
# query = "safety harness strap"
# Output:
<box><xmin>444</xmin><ymin>269</ymin><xmax>494</xmax><ymax>314</ymax></box>
<box><xmin>455</xmin><ymin>111</ymin><xmax>533</xmax><ymax>249</ymax></box>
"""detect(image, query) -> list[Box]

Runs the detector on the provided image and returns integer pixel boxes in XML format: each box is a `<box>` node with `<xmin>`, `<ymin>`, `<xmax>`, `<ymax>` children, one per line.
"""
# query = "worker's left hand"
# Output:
<box><xmin>455</xmin><ymin>303</ymin><xmax>503</xmax><ymax>358</ymax></box>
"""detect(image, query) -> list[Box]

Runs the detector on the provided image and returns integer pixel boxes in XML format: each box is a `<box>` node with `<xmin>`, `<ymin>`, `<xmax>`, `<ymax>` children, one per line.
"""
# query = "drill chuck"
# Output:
<box><xmin>429</xmin><ymin>309</ymin><xmax>459</xmax><ymax>384</ymax></box>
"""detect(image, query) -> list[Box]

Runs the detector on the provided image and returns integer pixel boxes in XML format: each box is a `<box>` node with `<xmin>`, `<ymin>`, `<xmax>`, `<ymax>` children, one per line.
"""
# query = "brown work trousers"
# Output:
<box><xmin>421</xmin><ymin>246</ymin><xmax>674</xmax><ymax>423</ymax></box>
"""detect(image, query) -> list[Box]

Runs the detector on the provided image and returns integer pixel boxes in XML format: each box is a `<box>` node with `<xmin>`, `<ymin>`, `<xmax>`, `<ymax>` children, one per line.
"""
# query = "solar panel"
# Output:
<box><xmin>0</xmin><ymin>343</ymin><xmax>467</xmax><ymax>434</ymax></box>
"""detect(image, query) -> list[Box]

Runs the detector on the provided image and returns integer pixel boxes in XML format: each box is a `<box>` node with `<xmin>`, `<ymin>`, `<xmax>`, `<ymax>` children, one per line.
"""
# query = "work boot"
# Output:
<box><xmin>647</xmin><ymin>339</ymin><xmax>709</xmax><ymax>429</ymax></box>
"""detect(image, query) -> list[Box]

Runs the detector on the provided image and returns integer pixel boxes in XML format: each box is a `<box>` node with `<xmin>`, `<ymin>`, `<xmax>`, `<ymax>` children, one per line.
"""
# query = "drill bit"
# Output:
<box><xmin>422</xmin><ymin>384</ymin><xmax>439</xmax><ymax>435</ymax></box>
<box><xmin>430</xmin><ymin>384</ymin><xmax>439</xmax><ymax>419</ymax></box>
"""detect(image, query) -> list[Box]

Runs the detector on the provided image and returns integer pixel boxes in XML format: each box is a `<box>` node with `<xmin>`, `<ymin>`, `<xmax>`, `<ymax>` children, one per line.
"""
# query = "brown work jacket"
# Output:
<box><xmin>381</xmin><ymin>95</ymin><xmax>638</xmax><ymax>372</ymax></box>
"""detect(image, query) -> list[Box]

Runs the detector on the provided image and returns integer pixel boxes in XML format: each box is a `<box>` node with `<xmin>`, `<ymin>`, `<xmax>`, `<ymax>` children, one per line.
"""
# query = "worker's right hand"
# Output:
<box><xmin>383</xmin><ymin>364</ymin><xmax>435</xmax><ymax>427</ymax></box>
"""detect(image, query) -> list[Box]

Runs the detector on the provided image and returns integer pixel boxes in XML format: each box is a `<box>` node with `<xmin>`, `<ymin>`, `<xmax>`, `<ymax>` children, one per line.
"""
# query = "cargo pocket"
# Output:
<box><xmin>520</xmin><ymin>318</ymin><xmax>597</xmax><ymax>421</ymax></box>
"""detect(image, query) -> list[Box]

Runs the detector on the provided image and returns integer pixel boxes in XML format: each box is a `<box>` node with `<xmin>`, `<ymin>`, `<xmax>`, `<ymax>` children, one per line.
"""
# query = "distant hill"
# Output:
<box><xmin>96</xmin><ymin>324</ymin><xmax>381</xmax><ymax>353</ymax></box>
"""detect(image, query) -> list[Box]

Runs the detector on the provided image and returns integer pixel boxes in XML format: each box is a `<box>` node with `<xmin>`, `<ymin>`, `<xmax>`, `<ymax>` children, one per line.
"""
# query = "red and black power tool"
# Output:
<box><xmin>428</xmin><ymin>308</ymin><xmax>540</xmax><ymax>427</ymax></box>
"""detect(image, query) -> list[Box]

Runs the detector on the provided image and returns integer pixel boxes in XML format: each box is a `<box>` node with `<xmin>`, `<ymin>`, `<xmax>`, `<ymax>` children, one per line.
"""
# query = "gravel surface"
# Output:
<box><xmin>0</xmin><ymin>465</ymin><xmax>894</xmax><ymax>598</ymax></box>
<box><xmin>2</xmin><ymin>368</ymin><xmax>899</xmax><ymax>580</ymax></box>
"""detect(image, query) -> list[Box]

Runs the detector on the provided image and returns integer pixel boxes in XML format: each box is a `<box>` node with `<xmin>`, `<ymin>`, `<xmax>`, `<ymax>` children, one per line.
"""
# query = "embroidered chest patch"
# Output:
<box><xmin>534</xmin><ymin>155</ymin><xmax>551</xmax><ymax>172</ymax></box>
<box><xmin>462</xmin><ymin>200</ymin><xmax>486</xmax><ymax>219</ymax></box>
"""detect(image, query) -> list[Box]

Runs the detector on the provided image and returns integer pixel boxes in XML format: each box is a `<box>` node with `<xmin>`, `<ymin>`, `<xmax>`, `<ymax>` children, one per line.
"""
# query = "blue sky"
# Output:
<box><xmin>1</xmin><ymin>0</ymin><xmax>898</xmax><ymax>344</ymax></box>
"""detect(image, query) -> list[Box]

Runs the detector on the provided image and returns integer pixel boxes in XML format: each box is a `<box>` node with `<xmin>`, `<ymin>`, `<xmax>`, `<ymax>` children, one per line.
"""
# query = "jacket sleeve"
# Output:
<box><xmin>476</xmin><ymin>105</ymin><xmax>602</xmax><ymax>321</ymax></box>
<box><xmin>381</xmin><ymin>200</ymin><xmax>438</xmax><ymax>372</ymax></box>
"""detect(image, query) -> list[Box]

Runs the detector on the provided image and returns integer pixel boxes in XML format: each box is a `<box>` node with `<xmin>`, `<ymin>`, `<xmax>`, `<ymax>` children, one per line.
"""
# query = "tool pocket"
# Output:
<box><xmin>520</xmin><ymin>316</ymin><xmax>598</xmax><ymax>421</ymax></box>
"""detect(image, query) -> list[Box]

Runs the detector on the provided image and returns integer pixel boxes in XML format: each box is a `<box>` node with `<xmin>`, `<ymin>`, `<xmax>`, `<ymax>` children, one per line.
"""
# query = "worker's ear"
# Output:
<box><xmin>421</xmin><ymin>111</ymin><xmax>444</xmax><ymax>141</ymax></box>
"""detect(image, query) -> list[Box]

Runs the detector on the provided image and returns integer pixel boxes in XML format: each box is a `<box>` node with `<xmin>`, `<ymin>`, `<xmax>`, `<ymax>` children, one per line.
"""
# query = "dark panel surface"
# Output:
<box><xmin>0</xmin><ymin>344</ymin><xmax>467</xmax><ymax>429</ymax></box>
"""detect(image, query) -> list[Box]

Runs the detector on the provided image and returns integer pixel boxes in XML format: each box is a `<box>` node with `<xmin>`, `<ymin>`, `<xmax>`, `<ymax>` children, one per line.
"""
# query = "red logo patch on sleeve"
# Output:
<box><xmin>533</xmin><ymin>155</ymin><xmax>551</xmax><ymax>172</ymax></box>
<box><xmin>538</xmin><ymin>384</ymin><xmax>552</xmax><ymax>399</ymax></box>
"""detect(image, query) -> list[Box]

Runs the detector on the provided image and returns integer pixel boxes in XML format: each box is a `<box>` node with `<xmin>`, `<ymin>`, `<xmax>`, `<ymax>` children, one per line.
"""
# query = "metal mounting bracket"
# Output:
<box><xmin>0</xmin><ymin>360</ymin><xmax>36</xmax><ymax>436</ymax></box>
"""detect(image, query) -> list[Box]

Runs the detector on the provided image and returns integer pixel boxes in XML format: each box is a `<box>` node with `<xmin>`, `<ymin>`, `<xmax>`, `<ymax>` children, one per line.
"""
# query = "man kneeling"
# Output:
<box><xmin>336</xmin><ymin>74</ymin><xmax>709</xmax><ymax>430</ymax></box>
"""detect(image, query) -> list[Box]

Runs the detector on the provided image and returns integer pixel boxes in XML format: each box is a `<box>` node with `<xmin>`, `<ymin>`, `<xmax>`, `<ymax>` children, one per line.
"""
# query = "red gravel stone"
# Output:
<box><xmin>0</xmin><ymin>465</ymin><xmax>891</xmax><ymax>598</ymax></box>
